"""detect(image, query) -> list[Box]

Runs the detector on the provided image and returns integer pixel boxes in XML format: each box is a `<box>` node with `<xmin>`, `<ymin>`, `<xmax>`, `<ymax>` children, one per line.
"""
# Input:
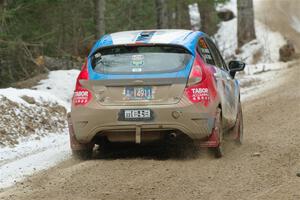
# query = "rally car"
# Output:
<box><xmin>68</xmin><ymin>29</ymin><xmax>245</xmax><ymax>159</ymax></box>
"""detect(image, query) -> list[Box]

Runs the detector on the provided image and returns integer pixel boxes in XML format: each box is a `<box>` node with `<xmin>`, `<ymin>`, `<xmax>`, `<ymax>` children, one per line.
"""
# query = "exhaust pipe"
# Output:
<box><xmin>169</xmin><ymin>132</ymin><xmax>177</xmax><ymax>139</ymax></box>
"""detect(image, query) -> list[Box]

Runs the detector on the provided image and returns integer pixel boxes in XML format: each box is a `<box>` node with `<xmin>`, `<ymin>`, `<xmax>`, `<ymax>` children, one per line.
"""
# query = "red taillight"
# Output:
<box><xmin>73</xmin><ymin>60</ymin><xmax>92</xmax><ymax>106</ymax></box>
<box><xmin>187</xmin><ymin>54</ymin><xmax>206</xmax><ymax>87</ymax></box>
<box><xmin>185</xmin><ymin>54</ymin><xmax>210</xmax><ymax>104</ymax></box>
<box><xmin>75</xmin><ymin>61</ymin><xmax>89</xmax><ymax>91</ymax></box>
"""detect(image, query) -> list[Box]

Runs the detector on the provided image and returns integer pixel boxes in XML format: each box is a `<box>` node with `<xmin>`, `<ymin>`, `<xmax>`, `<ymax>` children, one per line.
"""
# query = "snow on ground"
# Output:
<box><xmin>0</xmin><ymin>87</ymin><xmax>69</xmax><ymax>108</ymax></box>
<box><xmin>0</xmin><ymin>70</ymin><xmax>79</xmax><ymax>189</ymax></box>
<box><xmin>0</xmin><ymin>131</ymin><xmax>70</xmax><ymax>188</ymax></box>
<box><xmin>188</xmin><ymin>3</ymin><xmax>201</xmax><ymax>31</ymax></box>
<box><xmin>214</xmin><ymin>18</ymin><xmax>286</xmax><ymax>64</ymax></box>
<box><xmin>217</xmin><ymin>0</ymin><xmax>237</xmax><ymax>16</ymax></box>
<box><xmin>215</xmin><ymin>0</ymin><xmax>286</xmax><ymax>64</ymax></box>
<box><xmin>239</xmin><ymin>62</ymin><xmax>294</xmax><ymax>101</ymax></box>
<box><xmin>216</xmin><ymin>0</ymin><xmax>289</xmax><ymax>98</ymax></box>
<box><xmin>34</xmin><ymin>69</ymin><xmax>80</xmax><ymax>108</ymax></box>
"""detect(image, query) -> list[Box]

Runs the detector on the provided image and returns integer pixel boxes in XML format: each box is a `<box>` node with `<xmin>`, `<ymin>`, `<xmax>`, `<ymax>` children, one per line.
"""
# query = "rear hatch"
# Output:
<box><xmin>84</xmin><ymin>44</ymin><xmax>193</xmax><ymax>106</ymax></box>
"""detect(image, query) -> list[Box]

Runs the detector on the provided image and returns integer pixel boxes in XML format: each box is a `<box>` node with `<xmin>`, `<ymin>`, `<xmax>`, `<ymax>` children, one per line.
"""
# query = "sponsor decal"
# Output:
<box><xmin>131</xmin><ymin>54</ymin><xmax>144</xmax><ymax>72</ymax></box>
<box><xmin>198</xmin><ymin>38</ymin><xmax>215</xmax><ymax>65</ymax></box>
<box><xmin>73</xmin><ymin>89</ymin><xmax>92</xmax><ymax>106</ymax></box>
<box><xmin>132</xmin><ymin>54</ymin><xmax>144</xmax><ymax>66</ymax></box>
<box><xmin>185</xmin><ymin>86</ymin><xmax>211</xmax><ymax>104</ymax></box>
<box><xmin>190</xmin><ymin>87</ymin><xmax>210</xmax><ymax>101</ymax></box>
<box><xmin>199</xmin><ymin>38</ymin><xmax>208</xmax><ymax>48</ymax></box>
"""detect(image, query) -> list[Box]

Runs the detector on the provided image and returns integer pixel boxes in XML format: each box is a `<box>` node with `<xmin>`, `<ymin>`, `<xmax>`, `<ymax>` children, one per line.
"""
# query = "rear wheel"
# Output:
<box><xmin>211</xmin><ymin>108</ymin><xmax>224</xmax><ymax>158</ymax></box>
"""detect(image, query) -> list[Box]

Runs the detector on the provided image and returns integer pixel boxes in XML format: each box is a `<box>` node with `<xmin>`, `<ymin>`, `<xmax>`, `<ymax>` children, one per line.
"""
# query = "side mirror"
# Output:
<box><xmin>228</xmin><ymin>60</ymin><xmax>246</xmax><ymax>78</ymax></box>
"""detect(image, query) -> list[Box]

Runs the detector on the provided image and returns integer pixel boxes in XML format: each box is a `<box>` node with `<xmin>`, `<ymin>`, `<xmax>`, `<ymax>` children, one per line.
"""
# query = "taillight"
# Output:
<box><xmin>187</xmin><ymin>54</ymin><xmax>206</xmax><ymax>87</ymax></box>
<box><xmin>185</xmin><ymin>54</ymin><xmax>210</xmax><ymax>104</ymax></box>
<box><xmin>72</xmin><ymin>60</ymin><xmax>92</xmax><ymax>106</ymax></box>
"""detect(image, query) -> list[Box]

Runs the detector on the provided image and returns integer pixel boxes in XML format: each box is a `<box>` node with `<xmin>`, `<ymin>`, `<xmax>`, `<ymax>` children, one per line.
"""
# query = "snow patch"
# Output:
<box><xmin>0</xmin><ymin>88</ymin><xmax>68</xmax><ymax>108</ymax></box>
<box><xmin>188</xmin><ymin>3</ymin><xmax>201</xmax><ymax>31</ymax></box>
<box><xmin>215</xmin><ymin>0</ymin><xmax>286</xmax><ymax>64</ymax></box>
<box><xmin>0</xmin><ymin>132</ymin><xmax>70</xmax><ymax>188</ymax></box>
<box><xmin>217</xmin><ymin>0</ymin><xmax>237</xmax><ymax>16</ymax></box>
<box><xmin>215</xmin><ymin>18</ymin><xmax>286</xmax><ymax>64</ymax></box>
<box><xmin>0</xmin><ymin>69</ymin><xmax>79</xmax><ymax>188</ymax></box>
<box><xmin>34</xmin><ymin>69</ymin><xmax>80</xmax><ymax>108</ymax></box>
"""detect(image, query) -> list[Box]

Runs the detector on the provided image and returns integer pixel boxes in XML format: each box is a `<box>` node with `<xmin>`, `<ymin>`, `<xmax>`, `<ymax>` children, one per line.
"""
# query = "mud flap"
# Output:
<box><xmin>199</xmin><ymin>128</ymin><xmax>219</xmax><ymax>148</ymax></box>
<box><xmin>199</xmin><ymin>110</ymin><xmax>221</xmax><ymax>148</ymax></box>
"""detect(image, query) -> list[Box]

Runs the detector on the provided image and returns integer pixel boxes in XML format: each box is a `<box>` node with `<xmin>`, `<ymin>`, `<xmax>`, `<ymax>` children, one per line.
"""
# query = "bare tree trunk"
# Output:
<box><xmin>155</xmin><ymin>0</ymin><xmax>168</xmax><ymax>29</ymax></box>
<box><xmin>0</xmin><ymin>0</ymin><xmax>7</xmax><ymax>33</ymax></box>
<box><xmin>175</xmin><ymin>0</ymin><xmax>191</xmax><ymax>29</ymax></box>
<box><xmin>237</xmin><ymin>0</ymin><xmax>256</xmax><ymax>48</ymax></box>
<box><xmin>197</xmin><ymin>0</ymin><xmax>218</xmax><ymax>35</ymax></box>
<box><xmin>94</xmin><ymin>0</ymin><xmax>105</xmax><ymax>39</ymax></box>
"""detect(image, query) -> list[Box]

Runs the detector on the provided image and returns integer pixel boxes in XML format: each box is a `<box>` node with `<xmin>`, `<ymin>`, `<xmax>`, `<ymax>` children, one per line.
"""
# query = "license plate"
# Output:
<box><xmin>118</xmin><ymin>109</ymin><xmax>153</xmax><ymax>121</ymax></box>
<box><xmin>125</xmin><ymin>87</ymin><xmax>152</xmax><ymax>100</ymax></box>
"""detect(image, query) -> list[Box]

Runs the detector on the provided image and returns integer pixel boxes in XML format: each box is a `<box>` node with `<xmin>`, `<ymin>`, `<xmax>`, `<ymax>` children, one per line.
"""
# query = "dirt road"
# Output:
<box><xmin>0</xmin><ymin>62</ymin><xmax>299</xmax><ymax>200</ymax></box>
<box><xmin>1</xmin><ymin>1</ymin><xmax>300</xmax><ymax>199</ymax></box>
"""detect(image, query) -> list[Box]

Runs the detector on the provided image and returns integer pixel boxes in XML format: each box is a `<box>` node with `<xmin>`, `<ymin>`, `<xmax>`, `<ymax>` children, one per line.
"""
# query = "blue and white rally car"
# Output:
<box><xmin>68</xmin><ymin>29</ymin><xmax>245</xmax><ymax>159</ymax></box>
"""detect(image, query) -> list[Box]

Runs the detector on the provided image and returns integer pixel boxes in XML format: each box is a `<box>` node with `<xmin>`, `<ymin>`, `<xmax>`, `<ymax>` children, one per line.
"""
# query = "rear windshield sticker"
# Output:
<box><xmin>201</xmin><ymin>48</ymin><xmax>210</xmax><ymax>54</ymax></box>
<box><xmin>203</xmin><ymin>54</ymin><xmax>212</xmax><ymax>60</ymax></box>
<box><xmin>131</xmin><ymin>54</ymin><xmax>144</xmax><ymax>67</ymax></box>
<box><xmin>94</xmin><ymin>52</ymin><xmax>101</xmax><ymax>58</ymax></box>
<box><xmin>132</xmin><ymin>68</ymin><xmax>142</xmax><ymax>72</ymax></box>
<box><xmin>199</xmin><ymin>38</ymin><xmax>208</xmax><ymax>49</ymax></box>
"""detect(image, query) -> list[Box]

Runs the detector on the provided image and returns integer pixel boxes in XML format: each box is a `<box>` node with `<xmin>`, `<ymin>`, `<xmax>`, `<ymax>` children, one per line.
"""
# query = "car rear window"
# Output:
<box><xmin>91</xmin><ymin>45</ymin><xmax>192</xmax><ymax>74</ymax></box>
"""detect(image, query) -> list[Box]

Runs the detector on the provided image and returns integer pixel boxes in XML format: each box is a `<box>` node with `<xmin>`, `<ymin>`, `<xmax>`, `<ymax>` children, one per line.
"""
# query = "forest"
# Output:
<box><xmin>0</xmin><ymin>0</ymin><xmax>238</xmax><ymax>87</ymax></box>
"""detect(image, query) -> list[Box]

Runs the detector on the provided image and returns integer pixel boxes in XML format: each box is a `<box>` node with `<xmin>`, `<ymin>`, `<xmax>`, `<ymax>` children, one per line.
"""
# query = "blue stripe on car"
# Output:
<box><xmin>87</xmin><ymin>56</ymin><xmax>195</xmax><ymax>80</ymax></box>
<box><xmin>89</xmin><ymin>34</ymin><xmax>113</xmax><ymax>57</ymax></box>
<box><xmin>87</xmin><ymin>31</ymin><xmax>206</xmax><ymax>80</ymax></box>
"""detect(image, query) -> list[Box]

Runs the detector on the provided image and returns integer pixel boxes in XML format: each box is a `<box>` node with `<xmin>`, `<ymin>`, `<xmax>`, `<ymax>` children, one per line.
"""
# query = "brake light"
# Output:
<box><xmin>75</xmin><ymin>61</ymin><xmax>88</xmax><ymax>90</ymax></box>
<box><xmin>187</xmin><ymin>54</ymin><xmax>206</xmax><ymax>87</ymax></box>
<box><xmin>72</xmin><ymin>60</ymin><xmax>92</xmax><ymax>106</ymax></box>
<box><xmin>185</xmin><ymin>54</ymin><xmax>210</xmax><ymax>104</ymax></box>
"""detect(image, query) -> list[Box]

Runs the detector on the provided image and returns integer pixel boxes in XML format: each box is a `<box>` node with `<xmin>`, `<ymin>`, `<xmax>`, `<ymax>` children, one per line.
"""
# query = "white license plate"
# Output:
<box><xmin>119</xmin><ymin>109</ymin><xmax>153</xmax><ymax>121</ymax></box>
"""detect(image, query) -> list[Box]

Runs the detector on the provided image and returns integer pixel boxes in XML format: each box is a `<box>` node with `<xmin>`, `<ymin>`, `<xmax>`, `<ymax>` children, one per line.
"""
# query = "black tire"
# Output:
<box><xmin>72</xmin><ymin>149</ymin><xmax>93</xmax><ymax>160</ymax></box>
<box><xmin>212</xmin><ymin>108</ymin><xmax>224</xmax><ymax>158</ymax></box>
<box><xmin>233</xmin><ymin>102</ymin><xmax>243</xmax><ymax>145</ymax></box>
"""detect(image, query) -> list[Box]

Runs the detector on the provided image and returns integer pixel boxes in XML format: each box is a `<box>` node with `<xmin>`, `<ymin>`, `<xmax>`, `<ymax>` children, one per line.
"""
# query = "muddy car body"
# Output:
<box><xmin>68</xmin><ymin>29</ymin><xmax>245</xmax><ymax>158</ymax></box>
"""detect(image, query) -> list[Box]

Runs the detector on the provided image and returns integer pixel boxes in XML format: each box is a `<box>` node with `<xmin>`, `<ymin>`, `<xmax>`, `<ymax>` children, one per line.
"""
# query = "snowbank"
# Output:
<box><xmin>215</xmin><ymin>18</ymin><xmax>286</xmax><ymax>64</ymax></box>
<box><xmin>0</xmin><ymin>132</ymin><xmax>70</xmax><ymax>188</ymax></box>
<box><xmin>217</xmin><ymin>0</ymin><xmax>237</xmax><ymax>16</ymax></box>
<box><xmin>34</xmin><ymin>69</ymin><xmax>80</xmax><ymax>106</ymax></box>
<box><xmin>0</xmin><ymin>91</ymin><xmax>67</xmax><ymax>147</ymax></box>
<box><xmin>0</xmin><ymin>69</ymin><xmax>79</xmax><ymax>148</ymax></box>
<box><xmin>215</xmin><ymin>0</ymin><xmax>286</xmax><ymax>64</ymax></box>
<box><xmin>0</xmin><ymin>69</ymin><xmax>79</xmax><ymax>188</ymax></box>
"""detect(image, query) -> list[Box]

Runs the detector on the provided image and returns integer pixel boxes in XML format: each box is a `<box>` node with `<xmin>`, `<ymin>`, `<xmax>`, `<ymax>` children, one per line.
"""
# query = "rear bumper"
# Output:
<box><xmin>70</xmin><ymin>98</ymin><xmax>218</xmax><ymax>143</ymax></box>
